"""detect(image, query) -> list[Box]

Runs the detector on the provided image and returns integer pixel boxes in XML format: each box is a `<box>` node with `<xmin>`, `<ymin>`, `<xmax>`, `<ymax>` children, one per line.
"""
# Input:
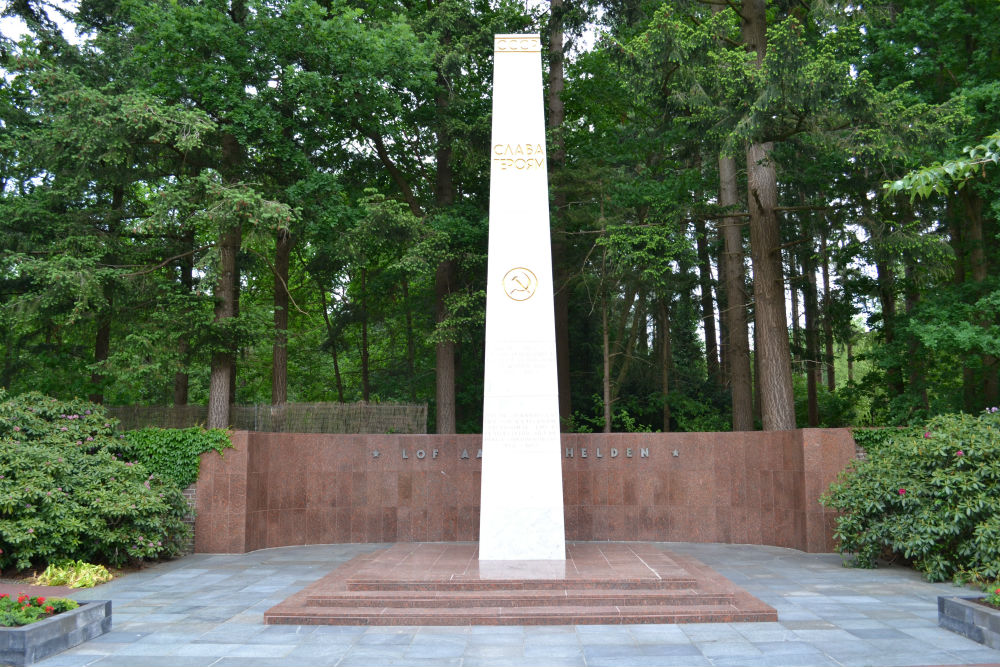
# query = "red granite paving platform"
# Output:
<box><xmin>264</xmin><ymin>542</ymin><xmax>777</xmax><ymax>626</ymax></box>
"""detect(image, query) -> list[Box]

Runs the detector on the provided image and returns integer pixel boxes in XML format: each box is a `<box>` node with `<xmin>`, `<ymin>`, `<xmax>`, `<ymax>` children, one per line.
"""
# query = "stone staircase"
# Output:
<box><xmin>264</xmin><ymin>542</ymin><xmax>777</xmax><ymax>626</ymax></box>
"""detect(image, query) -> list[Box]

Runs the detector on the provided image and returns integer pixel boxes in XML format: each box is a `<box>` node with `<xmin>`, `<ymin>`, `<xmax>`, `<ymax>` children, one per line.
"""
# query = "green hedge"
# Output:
<box><xmin>0</xmin><ymin>392</ymin><xmax>197</xmax><ymax>569</ymax></box>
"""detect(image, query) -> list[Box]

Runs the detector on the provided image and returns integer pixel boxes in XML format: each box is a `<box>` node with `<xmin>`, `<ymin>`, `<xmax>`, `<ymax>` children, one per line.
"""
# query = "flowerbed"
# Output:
<box><xmin>0</xmin><ymin>594</ymin><xmax>78</xmax><ymax>627</ymax></box>
<box><xmin>0</xmin><ymin>599</ymin><xmax>111</xmax><ymax>666</ymax></box>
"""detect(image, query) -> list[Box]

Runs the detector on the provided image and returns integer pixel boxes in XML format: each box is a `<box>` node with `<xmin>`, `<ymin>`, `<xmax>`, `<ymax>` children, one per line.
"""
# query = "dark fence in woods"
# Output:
<box><xmin>105</xmin><ymin>402</ymin><xmax>427</xmax><ymax>434</ymax></box>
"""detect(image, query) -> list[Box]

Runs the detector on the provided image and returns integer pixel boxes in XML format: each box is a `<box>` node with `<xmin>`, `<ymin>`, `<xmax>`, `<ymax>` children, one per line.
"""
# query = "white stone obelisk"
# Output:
<box><xmin>478</xmin><ymin>34</ymin><xmax>566</xmax><ymax>562</ymax></box>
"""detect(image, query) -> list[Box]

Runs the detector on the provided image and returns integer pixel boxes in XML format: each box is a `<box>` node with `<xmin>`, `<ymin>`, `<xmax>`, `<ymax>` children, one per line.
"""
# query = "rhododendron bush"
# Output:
<box><xmin>0</xmin><ymin>391</ymin><xmax>190</xmax><ymax>570</ymax></box>
<box><xmin>822</xmin><ymin>410</ymin><xmax>1000</xmax><ymax>583</ymax></box>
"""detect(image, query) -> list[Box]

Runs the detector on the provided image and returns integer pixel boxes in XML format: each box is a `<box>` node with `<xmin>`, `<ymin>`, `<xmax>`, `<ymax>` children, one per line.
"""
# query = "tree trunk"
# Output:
<box><xmin>271</xmin><ymin>228</ymin><xmax>291</xmax><ymax>405</ymax></box>
<box><xmin>746</xmin><ymin>142</ymin><xmax>796</xmax><ymax>430</ymax></box>
<box><xmin>403</xmin><ymin>279</ymin><xmax>417</xmax><ymax>402</ymax></box>
<box><xmin>741</xmin><ymin>0</ymin><xmax>794</xmax><ymax>430</ymax></box>
<box><xmin>752</xmin><ymin>321</ymin><xmax>762</xmax><ymax>426</ymax></box>
<box><xmin>173</xmin><ymin>338</ymin><xmax>189</xmax><ymax>406</ymax></box>
<box><xmin>963</xmin><ymin>188</ymin><xmax>999</xmax><ymax>406</ymax></box>
<box><xmin>788</xmin><ymin>253</ymin><xmax>801</xmax><ymax>367</ymax></box>
<box><xmin>695</xmin><ymin>217</ymin><xmax>720</xmax><ymax>384</ymax></box>
<box><xmin>434</xmin><ymin>259</ymin><xmax>456</xmax><ymax>433</ymax></box>
<box><xmin>875</xmin><ymin>258</ymin><xmax>903</xmax><ymax>399</ymax></box>
<box><xmin>821</xmin><ymin>231</ymin><xmax>835</xmax><ymax>392</ymax></box>
<box><xmin>847</xmin><ymin>336</ymin><xmax>854</xmax><ymax>383</ymax></box>
<box><xmin>173</xmin><ymin>230</ymin><xmax>194</xmax><ymax>406</ymax></box>
<box><xmin>658</xmin><ymin>298</ymin><xmax>672</xmax><ymax>432</ymax></box>
<box><xmin>904</xmin><ymin>258</ymin><xmax>928</xmax><ymax>411</ymax></box>
<box><xmin>90</xmin><ymin>185</ymin><xmax>124</xmax><ymax>405</ymax></box>
<box><xmin>89</xmin><ymin>304</ymin><xmax>111</xmax><ymax>405</ymax></box>
<box><xmin>316</xmin><ymin>280</ymin><xmax>345</xmax><ymax>403</ymax></box>
<box><xmin>549</xmin><ymin>0</ymin><xmax>572</xmax><ymax>426</ymax></box>
<box><xmin>433</xmin><ymin>50</ymin><xmax>457</xmax><ymax>433</ymax></box>
<box><xmin>949</xmin><ymin>195</ymin><xmax>977</xmax><ymax>411</ymax></box>
<box><xmin>718</xmin><ymin>154</ymin><xmax>753</xmax><ymax>430</ymax></box>
<box><xmin>360</xmin><ymin>268</ymin><xmax>370</xmax><ymax>402</ymax></box>
<box><xmin>802</xmin><ymin>239</ymin><xmax>820</xmax><ymax>427</ymax></box>
<box><xmin>207</xmin><ymin>223</ymin><xmax>242</xmax><ymax>429</ymax></box>
<box><xmin>602</xmin><ymin>291</ymin><xmax>612</xmax><ymax>434</ymax></box>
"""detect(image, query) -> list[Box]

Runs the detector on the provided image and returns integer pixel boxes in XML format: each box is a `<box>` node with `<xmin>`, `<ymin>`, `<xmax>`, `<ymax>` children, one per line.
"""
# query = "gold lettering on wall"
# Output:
<box><xmin>494</xmin><ymin>36</ymin><xmax>541</xmax><ymax>53</ymax></box>
<box><xmin>492</xmin><ymin>143</ymin><xmax>546</xmax><ymax>171</ymax></box>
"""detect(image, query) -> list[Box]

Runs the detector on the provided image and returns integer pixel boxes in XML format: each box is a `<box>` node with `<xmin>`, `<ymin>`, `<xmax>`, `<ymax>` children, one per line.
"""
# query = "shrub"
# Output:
<box><xmin>822</xmin><ymin>410</ymin><xmax>1000</xmax><ymax>582</ymax></box>
<box><xmin>109</xmin><ymin>427</ymin><xmax>231</xmax><ymax>488</ymax></box>
<box><xmin>0</xmin><ymin>391</ymin><xmax>191</xmax><ymax>570</ymax></box>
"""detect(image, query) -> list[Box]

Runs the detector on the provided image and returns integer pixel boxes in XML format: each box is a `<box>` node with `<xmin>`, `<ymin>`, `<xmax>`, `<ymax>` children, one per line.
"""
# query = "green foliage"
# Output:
<box><xmin>792</xmin><ymin>376</ymin><xmax>856</xmax><ymax>427</ymax></box>
<box><xmin>112</xmin><ymin>427</ymin><xmax>231</xmax><ymax>488</ymax></box>
<box><xmin>564</xmin><ymin>398</ymin><xmax>655</xmax><ymax>433</ymax></box>
<box><xmin>667</xmin><ymin>394</ymin><xmax>731</xmax><ymax>433</ymax></box>
<box><xmin>884</xmin><ymin>132</ymin><xmax>1000</xmax><ymax>199</ymax></box>
<box><xmin>0</xmin><ymin>594</ymin><xmax>78</xmax><ymax>627</ymax></box>
<box><xmin>0</xmin><ymin>391</ymin><xmax>191</xmax><ymax>570</ymax></box>
<box><xmin>34</xmin><ymin>560</ymin><xmax>113</xmax><ymax>588</ymax></box>
<box><xmin>822</xmin><ymin>410</ymin><xmax>1000</xmax><ymax>582</ymax></box>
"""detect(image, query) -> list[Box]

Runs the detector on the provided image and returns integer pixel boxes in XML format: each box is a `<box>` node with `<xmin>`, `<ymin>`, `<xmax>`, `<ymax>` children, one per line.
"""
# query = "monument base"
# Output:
<box><xmin>264</xmin><ymin>542</ymin><xmax>776</xmax><ymax>626</ymax></box>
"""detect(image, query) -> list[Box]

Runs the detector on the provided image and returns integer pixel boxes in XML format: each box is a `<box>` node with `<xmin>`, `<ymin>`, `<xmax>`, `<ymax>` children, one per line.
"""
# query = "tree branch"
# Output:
<box><xmin>113</xmin><ymin>246</ymin><xmax>211</xmax><ymax>277</ymax></box>
<box><xmin>353</xmin><ymin>121</ymin><xmax>423</xmax><ymax>218</ymax></box>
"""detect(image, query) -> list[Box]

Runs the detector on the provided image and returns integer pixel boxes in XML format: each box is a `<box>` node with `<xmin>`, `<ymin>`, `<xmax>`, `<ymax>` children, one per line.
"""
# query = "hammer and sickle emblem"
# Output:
<box><xmin>502</xmin><ymin>267</ymin><xmax>538</xmax><ymax>301</ymax></box>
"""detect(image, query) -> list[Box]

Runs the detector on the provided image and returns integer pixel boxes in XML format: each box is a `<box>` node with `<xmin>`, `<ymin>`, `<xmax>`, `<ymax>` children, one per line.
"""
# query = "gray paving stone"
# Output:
<box><xmin>856</xmin><ymin>625</ymin><xmax>928</xmax><ymax>641</ymax></box>
<box><xmin>752</xmin><ymin>640</ymin><xmax>823</xmax><ymax>655</ymax></box>
<box><xmin>173</xmin><ymin>642</ymin><xmax>244</xmax><ymax>657</ymax></box>
<box><xmin>463</xmin><ymin>644</ymin><xmax>524</xmax><ymax>659</ymax></box>
<box><xmin>585</xmin><ymin>656</ymin><xmax>711</xmax><ymax>667</ymax></box>
<box><xmin>18</xmin><ymin>541</ymin><xmax>1000</xmax><ymax>667</ymax></box>
<box><xmin>522</xmin><ymin>643</ymin><xmax>583</xmax><ymax>659</ymax></box>
<box><xmin>462</xmin><ymin>659</ymin><xmax>566</xmax><ymax>667</ymax></box>
<box><xmin>636</xmin><ymin>643</ymin><xmax>702</xmax><ymax>657</ymax></box>
<box><xmin>402</xmin><ymin>641</ymin><xmax>467</xmax><ymax>659</ymax></box>
<box><xmin>696</xmin><ymin>640</ymin><xmax>763</xmax><ymax>658</ymax></box>
<box><xmin>88</xmin><ymin>657</ymin><xmax>218</xmax><ymax>667</ymax></box>
<box><xmin>355</xmin><ymin>631</ymin><xmax>414</xmax><ymax>646</ymax></box>
<box><xmin>34</xmin><ymin>655</ymin><xmax>103</xmax><ymax>667</ymax></box>
<box><xmin>212</xmin><ymin>659</ymin><xmax>323</xmax><ymax>667</ymax></box>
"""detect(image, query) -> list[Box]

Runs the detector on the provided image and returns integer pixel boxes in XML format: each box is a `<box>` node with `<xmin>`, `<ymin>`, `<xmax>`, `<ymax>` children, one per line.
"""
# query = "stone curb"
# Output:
<box><xmin>939</xmin><ymin>595</ymin><xmax>1000</xmax><ymax>650</ymax></box>
<box><xmin>0</xmin><ymin>600</ymin><xmax>111</xmax><ymax>666</ymax></box>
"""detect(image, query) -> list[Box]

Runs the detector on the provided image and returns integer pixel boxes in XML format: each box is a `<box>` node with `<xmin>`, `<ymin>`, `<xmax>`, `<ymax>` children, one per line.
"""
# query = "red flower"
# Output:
<box><xmin>923</xmin><ymin>431</ymin><xmax>931</xmax><ymax>438</ymax></box>
<box><xmin>898</xmin><ymin>488</ymin><xmax>906</xmax><ymax>495</ymax></box>
<box><xmin>17</xmin><ymin>594</ymin><xmax>28</xmax><ymax>604</ymax></box>
<box><xmin>36</xmin><ymin>596</ymin><xmax>45</xmax><ymax>604</ymax></box>
<box><xmin>0</xmin><ymin>593</ymin><xmax>8</xmax><ymax>599</ymax></box>
<box><xmin>44</xmin><ymin>605</ymin><xmax>54</xmax><ymax>613</ymax></box>
<box><xmin>956</xmin><ymin>450</ymin><xmax>964</xmax><ymax>456</ymax></box>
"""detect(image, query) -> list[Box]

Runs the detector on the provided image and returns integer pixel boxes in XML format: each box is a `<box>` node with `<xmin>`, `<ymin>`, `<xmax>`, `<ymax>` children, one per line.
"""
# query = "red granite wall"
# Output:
<box><xmin>194</xmin><ymin>429</ymin><xmax>856</xmax><ymax>554</ymax></box>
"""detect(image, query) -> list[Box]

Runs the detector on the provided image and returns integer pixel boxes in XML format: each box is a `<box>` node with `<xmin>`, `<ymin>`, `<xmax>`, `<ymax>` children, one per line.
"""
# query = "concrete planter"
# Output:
<box><xmin>0</xmin><ymin>600</ymin><xmax>111</xmax><ymax>666</ymax></box>
<box><xmin>938</xmin><ymin>596</ymin><xmax>1000</xmax><ymax>650</ymax></box>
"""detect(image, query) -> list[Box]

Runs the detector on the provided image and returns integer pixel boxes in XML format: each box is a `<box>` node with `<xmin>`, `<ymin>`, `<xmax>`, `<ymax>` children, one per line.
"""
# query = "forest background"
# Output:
<box><xmin>1</xmin><ymin>0</ymin><xmax>998</xmax><ymax>435</ymax></box>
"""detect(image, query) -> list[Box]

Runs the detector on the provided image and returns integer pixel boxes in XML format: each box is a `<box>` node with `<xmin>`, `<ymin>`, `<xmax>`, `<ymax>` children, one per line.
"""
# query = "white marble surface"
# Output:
<box><xmin>478</xmin><ymin>33</ymin><xmax>566</xmax><ymax>562</ymax></box>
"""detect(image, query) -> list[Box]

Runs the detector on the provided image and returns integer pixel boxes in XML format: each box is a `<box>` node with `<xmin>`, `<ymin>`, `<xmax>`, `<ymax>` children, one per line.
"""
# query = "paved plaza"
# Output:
<box><xmin>32</xmin><ymin>542</ymin><xmax>1000</xmax><ymax>666</ymax></box>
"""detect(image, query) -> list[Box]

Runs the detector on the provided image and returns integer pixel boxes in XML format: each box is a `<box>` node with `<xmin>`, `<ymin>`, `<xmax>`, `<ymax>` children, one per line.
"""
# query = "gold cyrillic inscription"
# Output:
<box><xmin>495</xmin><ymin>37</ymin><xmax>540</xmax><ymax>52</ymax></box>
<box><xmin>492</xmin><ymin>143</ymin><xmax>545</xmax><ymax>171</ymax></box>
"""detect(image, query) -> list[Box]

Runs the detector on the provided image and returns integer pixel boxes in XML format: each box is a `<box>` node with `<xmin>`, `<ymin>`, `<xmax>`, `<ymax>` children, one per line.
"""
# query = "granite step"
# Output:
<box><xmin>266</xmin><ymin>602</ymin><xmax>777</xmax><ymax>626</ymax></box>
<box><xmin>305</xmin><ymin>588</ymin><xmax>734</xmax><ymax>608</ymax></box>
<box><xmin>263</xmin><ymin>543</ymin><xmax>779</xmax><ymax>627</ymax></box>
<box><xmin>345</xmin><ymin>576</ymin><xmax>696</xmax><ymax>592</ymax></box>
